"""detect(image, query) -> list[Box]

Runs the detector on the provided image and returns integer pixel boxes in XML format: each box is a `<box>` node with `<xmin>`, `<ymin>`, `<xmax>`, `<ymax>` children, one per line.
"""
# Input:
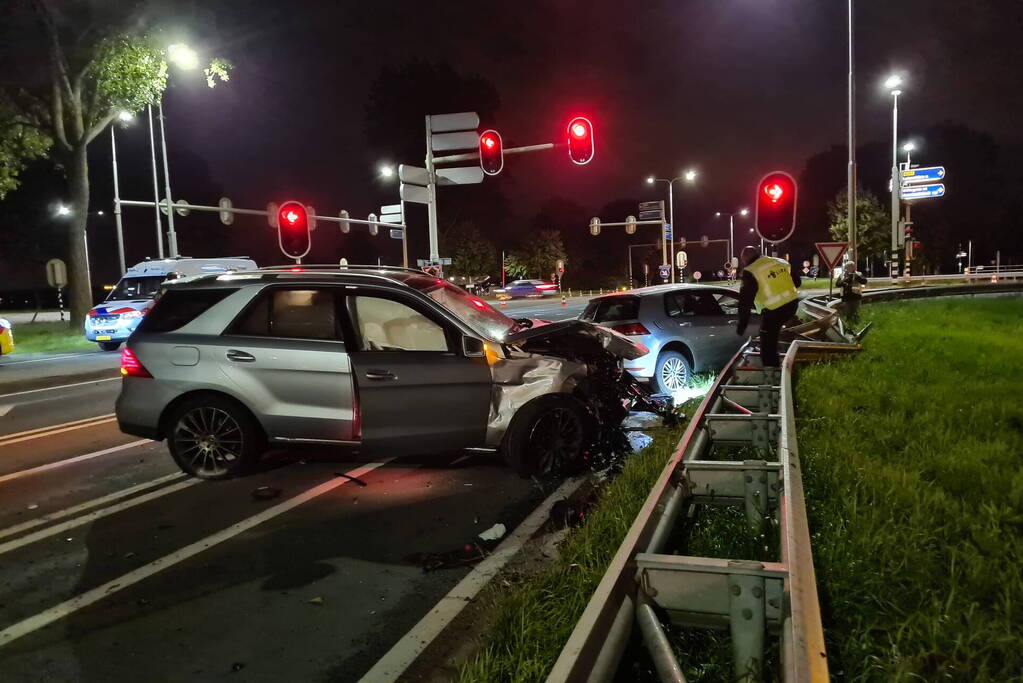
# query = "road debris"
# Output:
<box><xmin>334</xmin><ymin>472</ymin><xmax>368</xmax><ymax>486</ymax></box>
<box><xmin>307</xmin><ymin>597</ymin><xmax>324</xmax><ymax>605</ymax></box>
<box><xmin>251</xmin><ymin>485</ymin><xmax>281</xmax><ymax>500</ymax></box>
<box><xmin>478</xmin><ymin>523</ymin><xmax>506</xmax><ymax>542</ymax></box>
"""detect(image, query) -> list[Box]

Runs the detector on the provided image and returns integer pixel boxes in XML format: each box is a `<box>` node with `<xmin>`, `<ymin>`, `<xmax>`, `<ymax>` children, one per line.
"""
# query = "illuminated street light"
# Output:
<box><xmin>379</xmin><ymin>165</ymin><xmax>395</xmax><ymax>179</ymax></box>
<box><xmin>167</xmin><ymin>43</ymin><xmax>199</xmax><ymax>70</ymax></box>
<box><xmin>715</xmin><ymin>207</ymin><xmax>750</xmax><ymax>262</ymax></box>
<box><xmin>683</xmin><ymin>169</ymin><xmax>697</xmax><ymax>183</ymax></box>
<box><xmin>646</xmin><ymin>176</ymin><xmax>655</xmax><ymax>184</ymax></box>
<box><xmin>647</xmin><ymin>169</ymin><xmax>703</xmax><ymax>282</ymax></box>
<box><xmin>117</xmin><ymin>111</ymin><xmax>134</xmax><ymax>123</ymax></box>
<box><xmin>740</xmin><ymin>208</ymin><xmax>749</xmax><ymax>216</ymax></box>
<box><xmin>56</xmin><ymin>204</ymin><xmax>71</xmax><ymax>216</ymax></box>
<box><xmin>887</xmin><ymin>72</ymin><xmax>906</xmax><ymax>276</ymax></box>
<box><xmin>884</xmin><ymin>74</ymin><xmax>903</xmax><ymax>92</ymax></box>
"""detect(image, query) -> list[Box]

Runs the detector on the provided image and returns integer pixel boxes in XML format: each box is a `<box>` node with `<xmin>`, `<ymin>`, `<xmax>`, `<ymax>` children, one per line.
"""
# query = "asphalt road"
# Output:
<box><xmin>0</xmin><ymin>295</ymin><xmax>588</xmax><ymax>682</ymax></box>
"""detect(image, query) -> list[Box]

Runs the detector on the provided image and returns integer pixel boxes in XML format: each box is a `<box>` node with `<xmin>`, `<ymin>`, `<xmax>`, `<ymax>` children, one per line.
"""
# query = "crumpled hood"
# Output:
<box><xmin>504</xmin><ymin>319</ymin><xmax>648</xmax><ymax>360</ymax></box>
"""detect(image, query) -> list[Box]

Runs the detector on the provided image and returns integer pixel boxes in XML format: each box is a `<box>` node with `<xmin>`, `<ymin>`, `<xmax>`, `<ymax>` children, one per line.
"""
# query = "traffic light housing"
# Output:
<box><xmin>479</xmin><ymin>129</ymin><xmax>504</xmax><ymax>175</ymax></box>
<box><xmin>754</xmin><ymin>171</ymin><xmax>797</xmax><ymax>244</ymax></box>
<box><xmin>277</xmin><ymin>200</ymin><xmax>311</xmax><ymax>261</ymax></box>
<box><xmin>567</xmin><ymin>116</ymin><xmax>594</xmax><ymax>165</ymax></box>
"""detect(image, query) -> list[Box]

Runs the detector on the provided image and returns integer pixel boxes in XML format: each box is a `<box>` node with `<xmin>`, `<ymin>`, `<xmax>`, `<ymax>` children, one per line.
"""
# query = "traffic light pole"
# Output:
<box><xmin>424</xmin><ymin>116</ymin><xmax>441</xmax><ymax>263</ymax></box>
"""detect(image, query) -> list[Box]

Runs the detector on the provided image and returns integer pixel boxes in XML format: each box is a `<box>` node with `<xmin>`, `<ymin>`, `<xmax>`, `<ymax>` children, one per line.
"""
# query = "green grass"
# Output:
<box><xmin>8</xmin><ymin>321</ymin><xmax>95</xmax><ymax>354</ymax></box>
<box><xmin>458</xmin><ymin>403</ymin><xmax>702</xmax><ymax>682</ymax></box>
<box><xmin>797</xmin><ymin>297</ymin><xmax>1023</xmax><ymax>681</ymax></box>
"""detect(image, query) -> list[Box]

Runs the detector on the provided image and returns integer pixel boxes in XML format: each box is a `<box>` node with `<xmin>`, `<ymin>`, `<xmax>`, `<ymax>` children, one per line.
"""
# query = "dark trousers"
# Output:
<box><xmin>759</xmin><ymin>300</ymin><xmax>799</xmax><ymax>367</ymax></box>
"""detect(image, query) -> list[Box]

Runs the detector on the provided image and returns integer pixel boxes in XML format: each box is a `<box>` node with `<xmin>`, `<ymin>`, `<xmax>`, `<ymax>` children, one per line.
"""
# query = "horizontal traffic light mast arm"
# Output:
<box><xmin>594</xmin><ymin>219</ymin><xmax>664</xmax><ymax>228</ymax></box>
<box><xmin>432</xmin><ymin>141</ymin><xmax>555</xmax><ymax>165</ymax></box>
<box><xmin>117</xmin><ymin>199</ymin><xmax>404</xmax><ymax>227</ymax></box>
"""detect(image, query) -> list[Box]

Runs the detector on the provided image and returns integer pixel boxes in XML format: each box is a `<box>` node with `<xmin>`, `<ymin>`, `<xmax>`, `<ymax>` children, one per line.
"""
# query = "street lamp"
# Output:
<box><xmin>902</xmin><ymin>140</ymin><xmax>916</xmax><ymax>165</ymax></box>
<box><xmin>117</xmin><ymin>111</ymin><xmax>134</xmax><ymax>123</ymax></box>
<box><xmin>886</xmin><ymin>73</ymin><xmax>905</xmax><ymax>273</ymax></box>
<box><xmin>714</xmin><ymin>208</ymin><xmax>749</xmax><ymax>263</ymax></box>
<box><xmin>56</xmin><ymin>204</ymin><xmax>71</xmax><ymax>216</ymax></box>
<box><xmin>379</xmin><ymin>165</ymin><xmax>395</xmax><ymax>179</ymax></box>
<box><xmin>646</xmin><ymin>169</ymin><xmax>699</xmax><ymax>283</ymax></box>
<box><xmin>167</xmin><ymin>43</ymin><xmax>200</xmax><ymax>70</ymax></box>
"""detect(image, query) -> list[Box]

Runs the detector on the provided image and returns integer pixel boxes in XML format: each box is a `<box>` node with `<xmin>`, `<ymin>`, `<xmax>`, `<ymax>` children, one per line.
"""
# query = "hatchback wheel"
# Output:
<box><xmin>655</xmin><ymin>350</ymin><xmax>691</xmax><ymax>394</ymax></box>
<box><xmin>167</xmin><ymin>396</ymin><xmax>263</xmax><ymax>479</ymax></box>
<box><xmin>502</xmin><ymin>396</ymin><xmax>589</xmax><ymax>476</ymax></box>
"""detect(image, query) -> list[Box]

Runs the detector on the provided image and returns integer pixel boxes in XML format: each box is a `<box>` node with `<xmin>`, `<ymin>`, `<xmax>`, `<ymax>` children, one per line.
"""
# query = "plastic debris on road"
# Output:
<box><xmin>478</xmin><ymin>523</ymin><xmax>506</xmax><ymax>542</ymax></box>
<box><xmin>627</xmin><ymin>432</ymin><xmax>654</xmax><ymax>452</ymax></box>
<box><xmin>252</xmin><ymin>485</ymin><xmax>281</xmax><ymax>500</ymax></box>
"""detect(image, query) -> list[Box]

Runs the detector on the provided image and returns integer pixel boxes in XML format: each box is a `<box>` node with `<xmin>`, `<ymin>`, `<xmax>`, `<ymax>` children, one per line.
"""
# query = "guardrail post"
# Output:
<box><xmin>743</xmin><ymin>460</ymin><xmax>769</xmax><ymax>529</ymax></box>
<box><xmin>728</xmin><ymin>561</ymin><xmax>767</xmax><ymax>682</ymax></box>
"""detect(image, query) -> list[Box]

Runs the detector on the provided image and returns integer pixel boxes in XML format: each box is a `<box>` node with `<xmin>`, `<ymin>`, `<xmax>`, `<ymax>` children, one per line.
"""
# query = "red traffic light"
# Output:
<box><xmin>566</xmin><ymin>116</ymin><xmax>594</xmax><ymax>165</ymax></box>
<box><xmin>479</xmin><ymin>129</ymin><xmax>504</xmax><ymax>176</ymax></box>
<box><xmin>276</xmin><ymin>200</ymin><xmax>311</xmax><ymax>260</ymax></box>
<box><xmin>754</xmin><ymin>171</ymin><xmax>797</xmax><ymax>244</ymax></box>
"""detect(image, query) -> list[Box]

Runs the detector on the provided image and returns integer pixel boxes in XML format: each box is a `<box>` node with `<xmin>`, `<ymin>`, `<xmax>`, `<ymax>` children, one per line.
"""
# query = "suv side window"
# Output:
<box><xmin>229</xmin><ymin>288</ymin><xmax>342</xmax><ymax>341</ymax></box>
<box><xmin>349</xmin><ymin>295</ymin><xmax>449</xmax><ymax>352</ymax></box>
<box><xmin>137</xmin><ymin>288</ymin><xmax>237</xmax><ymax>333</ymax></box>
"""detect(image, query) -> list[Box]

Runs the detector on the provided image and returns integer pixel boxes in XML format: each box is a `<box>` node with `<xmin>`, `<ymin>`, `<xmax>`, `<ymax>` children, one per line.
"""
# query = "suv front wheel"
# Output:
<box><xmin>166</xmin><ymin>395</ymin><xmax>264</xmax><ymax>479</ymax></box>
<box><xmin>501</xmin><ymin>396</ymin><xmax>590</xmax><ymax>476</ymax></box>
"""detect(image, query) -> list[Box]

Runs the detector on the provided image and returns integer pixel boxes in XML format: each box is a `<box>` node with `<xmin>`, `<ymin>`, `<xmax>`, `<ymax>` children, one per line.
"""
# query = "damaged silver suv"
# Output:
<box><xmin>116</xmin><ymin>266</ymin><xmax>662</xmax><ymax>479</ymax></box>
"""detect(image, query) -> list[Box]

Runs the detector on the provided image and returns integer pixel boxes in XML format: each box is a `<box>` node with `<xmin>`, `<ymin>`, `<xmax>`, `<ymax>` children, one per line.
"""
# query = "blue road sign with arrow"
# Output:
<box><xmin>901</xmin><ymin>183</ymin><xmax>946</xmax><ymax>200</ymax></box>
<box><xmin>663</xmin><ymin>223</ymin><xmax>672</xmax><ymax>240</ymax></box>
<box><xmin>901</xmin><ymin>166</ymin><xmax>945</xmax><ymax>184</ymax></box>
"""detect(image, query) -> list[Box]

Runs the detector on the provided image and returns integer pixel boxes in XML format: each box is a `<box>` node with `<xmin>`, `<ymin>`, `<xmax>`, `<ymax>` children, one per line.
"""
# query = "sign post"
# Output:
<box><xmin>815</xmin><ymin>242</ymin><xmax>848</xmax><ymax>300</ymax></box>
<box><xmin>45</xmin><ymin>258</ymin><xmax>68</xmax><ymax>321</ymax></box>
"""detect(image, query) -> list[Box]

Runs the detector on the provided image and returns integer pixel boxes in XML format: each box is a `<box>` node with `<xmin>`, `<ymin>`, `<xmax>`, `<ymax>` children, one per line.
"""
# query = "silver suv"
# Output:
<box><xmin>116</xmin><ymin>266</ymin><xmax>652</xmax><ymax>479</ymax></box>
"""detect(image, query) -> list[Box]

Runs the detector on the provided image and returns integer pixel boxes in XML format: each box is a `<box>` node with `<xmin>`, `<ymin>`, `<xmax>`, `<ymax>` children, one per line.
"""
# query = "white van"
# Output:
<box><xmin>85</xmin><ymin>257</ymin><xmax>258</xmax><ymax>351</ymax></box>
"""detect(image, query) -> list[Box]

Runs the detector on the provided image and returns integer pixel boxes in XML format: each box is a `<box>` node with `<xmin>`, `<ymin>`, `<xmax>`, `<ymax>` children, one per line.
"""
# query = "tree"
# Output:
<box><xmin>444</xmin><ymin>221</ymin><xmax>497</xmax><ymax>280</ymax></box>
<box><xmin>0</xmin><ymin>2</ymin><xmax>228</xmax><ymax>324</ymax></box>
<box><xmin>520</xmin><ymin>229</ymin><xmax>567</xmax><ymax>280</ymax></box>
<box><xmin>827</xmin><ymin>188</ymin><xmax>891</xmax><ymax>260</ymax></box>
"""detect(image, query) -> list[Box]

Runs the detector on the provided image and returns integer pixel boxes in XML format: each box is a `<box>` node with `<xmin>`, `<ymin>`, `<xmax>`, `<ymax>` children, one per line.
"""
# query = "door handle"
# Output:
<box><xmin>226</xmin><ymin>349</ymin><xmax>255</xmax><ymax>363</ymax></box>
<box><xmin>365</xmin><ymin>370</ymin><xmax>396</xmax><ymax>381</ymax></box>
<box><xmin>677</xmin><ymin>321</ymin><xmax>692</xmax><ymax>327</ymax></box>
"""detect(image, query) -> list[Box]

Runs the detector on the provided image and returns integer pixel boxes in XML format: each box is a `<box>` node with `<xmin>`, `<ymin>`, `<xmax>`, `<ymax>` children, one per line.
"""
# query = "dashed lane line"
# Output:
<box><xmin>0</xmin><ymin>459</ymin><xmax>394</xmax><ymax>648</ymax></box>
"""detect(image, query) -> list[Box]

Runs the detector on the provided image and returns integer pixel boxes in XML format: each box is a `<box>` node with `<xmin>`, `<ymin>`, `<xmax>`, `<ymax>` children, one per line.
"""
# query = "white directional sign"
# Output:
<box><xmin>399</xmin><ymin>164</ymin><xmax>430</xmax><ymax>186</ymax></box>
<box><xmin>380</xmin><ymin>203</ymin><xmax>403</xmax><ymax>225</ymax></box>
<box><xmin>45</xmin><ymin>258</ymin><xmax>67</xmax><ymax>288</ymax></box>
<box><xmin>429</xmin><ymin>112</ymin><xmax>480</xmax><ymax>133</ymax></box>
<box><xmin>430</xmin><ymin>131</ymin><xmax>479</xmax><ymax>152</ymax></box>
<box><xmin>218</xmin><ymin>197</ymin><xmax>234</xmax><ymax>225</ymax></box>
<box><xmin>380</xmin><ymin>204</ymin><xmax>402</xmax><ymax>215</ymax></box>
<box><xmin>400</xmin><ymin>183</ymin><xmax>431</xmax><ymax>204</ymax></box>
<box><xmin>436</xmin><ymin>166</ymin><xmax>484</xmax><ymax>186</ymax></box>
<box><xmin>901</xmin><ymin>183</ymin><xmax>946</xmax><ymax>200</ymax></box>
<box><xmin>901</xmin><ymin>166</ymin><xmax>945</xmax><ymax>184</ymax></box>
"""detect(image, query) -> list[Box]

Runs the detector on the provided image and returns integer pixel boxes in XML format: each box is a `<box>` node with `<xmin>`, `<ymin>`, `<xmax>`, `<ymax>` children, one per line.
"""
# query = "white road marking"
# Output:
<box><xmin>0</xmin><ymin>440</ymin><xmax>149</xmax><ymax>485</ymax></box>
<box><xmin>0</xmin><ymin>377</ymin><xmax>119</xmax><ymax>400</ymax></box>
<box><xmin>0</xmin><ymin>472</ymin><xmax>189</xmax><ymax>544</ymax></box>
<box><xmin>0</xmin><ymin>477</ymin><xmax>197</xmax><ymax>556</ymax></box>
<box><xmin>0</xmin><ymin>352</ymin><xmax>99</xmax><ymax>366</ymax></box>
<box><xmin>0</xmin><ymin>414</ymin><xmax>116</xmax><ymax>446</ymax></box>
<box><xmin>360</xmin><ymin>475</ymin><xmax>587</xmax><ymax>683</ymax></box>
<box><xmin>0</xmin><ymin>405</ymin><xmax>12</xmax><ymax>418</ymax></box>
<box><xmin>0</xmin><ymin>459</ymin><xmax>393</xmax><ymax>647</ymax></box>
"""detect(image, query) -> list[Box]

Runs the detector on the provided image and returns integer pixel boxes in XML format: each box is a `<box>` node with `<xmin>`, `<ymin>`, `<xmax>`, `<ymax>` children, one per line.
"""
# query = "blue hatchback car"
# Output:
<box><xmin>494</xmin><ymin>279</ymin><xmax>558</xmax><ymax>300</ymax></box>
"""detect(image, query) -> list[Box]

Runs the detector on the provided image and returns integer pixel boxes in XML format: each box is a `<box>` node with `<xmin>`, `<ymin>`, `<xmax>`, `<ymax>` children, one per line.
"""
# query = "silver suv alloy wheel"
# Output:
<box><xmin>172</xmin><ymin>406</ymin><xmax>244</xmax><ymax>478</ymax></box>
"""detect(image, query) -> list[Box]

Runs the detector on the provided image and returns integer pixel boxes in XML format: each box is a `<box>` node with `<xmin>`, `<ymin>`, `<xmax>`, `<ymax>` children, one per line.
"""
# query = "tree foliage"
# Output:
<box><xmin>517</xmin><ymin>229</ymin><xmax>567</xmax><ymax>280</ymax></box>
<box><xmin>827</xmin><ymin>188</ymin><xmax>891</xmax><ymax>259</ymax></box>
<box><xmin>444</xmin><ymin>221</ymin><xmax>497</xmax><ymax>279</ymax></box>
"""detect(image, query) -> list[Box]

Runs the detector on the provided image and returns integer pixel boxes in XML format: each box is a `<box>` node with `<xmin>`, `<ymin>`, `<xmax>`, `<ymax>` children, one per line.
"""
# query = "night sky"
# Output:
<box><xmin>20</xmin><ymin>0</ymin><xmax>1023</xmax><ymax>283</ymax></box>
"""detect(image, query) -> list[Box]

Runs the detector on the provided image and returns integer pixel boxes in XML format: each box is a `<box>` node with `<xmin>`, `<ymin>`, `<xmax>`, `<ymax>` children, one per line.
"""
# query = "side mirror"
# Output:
<box><xmin>462</xmin><ymin>336</ymin><xmax>485</xmax><ymax>357</ymax></box>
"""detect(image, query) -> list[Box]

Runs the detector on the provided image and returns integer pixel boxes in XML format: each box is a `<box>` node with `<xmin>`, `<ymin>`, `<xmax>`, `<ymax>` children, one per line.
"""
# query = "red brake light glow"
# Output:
<box><xmin>120</xmin><ymin>347</ymin><xmax>152</xmax><ymax>378</ymax></box>
<box><xmin>536</xmin><ymin>283</ymin><xmax>557</xmax><ymax>290</ymax></box>
<box><xmin>611</xmin><ymin>322</ymin><xmax>650</xmax><ymax>336</ymax></box>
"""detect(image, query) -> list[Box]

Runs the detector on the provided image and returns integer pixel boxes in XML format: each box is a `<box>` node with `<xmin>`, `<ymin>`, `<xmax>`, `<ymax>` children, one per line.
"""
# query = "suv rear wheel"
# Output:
<box><xmin>501</xmin><ymin>396</ymin><xmax>589</xmax><ymax>476</ymax></box>
<box><xmin>167</xmin><ymin>396</ymin><xmax>263</xmax><ymax>479</ymax></box>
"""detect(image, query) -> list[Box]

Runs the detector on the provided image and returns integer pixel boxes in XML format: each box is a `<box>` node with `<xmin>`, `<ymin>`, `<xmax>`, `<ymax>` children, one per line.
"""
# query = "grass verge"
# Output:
<box><xmin>8</xmin><ymin>321</ymin><xmax>95</xmax><ymax>354</ymax></box>
<box><xmin>458</xmin><ymin>402</ymin><xmax>702</xmax><ymax>682</ymax></box>
<box><xmin>797</xmin><ymin>297</ymin><xmax>1023</xmax><ymax>681</ymax></box>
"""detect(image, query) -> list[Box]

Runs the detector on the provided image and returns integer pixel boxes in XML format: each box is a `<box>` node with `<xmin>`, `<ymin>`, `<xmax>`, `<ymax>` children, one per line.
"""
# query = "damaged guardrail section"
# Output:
<box><xmin>547</xmin><ymin>309</ymin><xmax>859</xmax><ymax>682</ymax></box>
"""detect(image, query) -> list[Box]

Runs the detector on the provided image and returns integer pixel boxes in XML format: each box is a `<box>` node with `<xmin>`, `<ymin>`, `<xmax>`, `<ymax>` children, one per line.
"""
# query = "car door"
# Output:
<box><xmin>663</xmin><ymin>291</ymin><xmax>736</xmax><ymax>370</ymax></box>
<box><xmin>712</xmin><ymin>290</ymin><xmax>755</xmax><ymax>363</ymax></box>
<box><xmin>215</xmin><ymin>286</ymin><xmax>357</xmax><ymax>444</ymax></box>
<box><xmin>344</xmin><ymin>289</ymin><xmax>492</xmax><ymax>455</ymax></box>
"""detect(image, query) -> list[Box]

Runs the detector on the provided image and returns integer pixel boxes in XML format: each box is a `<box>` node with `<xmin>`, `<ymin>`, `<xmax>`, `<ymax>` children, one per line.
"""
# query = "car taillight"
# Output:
<box><xmin>120</xmin><ymin>347</ymin><xmax>152</xmax><ymax>378</ymax></box>
<box><xmin>536</xmin><ymin>283</ymin><xmax>557</xmax><ymax>290</ymax></box>
<box><xmin>611</xmin><ymin>322</ymin><xmax>650</xmax><ymax>336</ymax></box>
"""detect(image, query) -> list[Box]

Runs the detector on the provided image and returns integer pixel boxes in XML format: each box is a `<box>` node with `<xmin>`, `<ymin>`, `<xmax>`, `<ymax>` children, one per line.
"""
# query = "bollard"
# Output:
<box><xmin>561</xmin><ymin>293</ymin><xmax>567</xmax><ymax>307</ymax></box>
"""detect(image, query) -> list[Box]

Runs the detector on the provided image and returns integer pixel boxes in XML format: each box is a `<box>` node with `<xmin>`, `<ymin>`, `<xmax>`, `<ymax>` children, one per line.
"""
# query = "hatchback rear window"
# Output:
<box><xmin>137</xmin><ymin>288</ymin><xmax>237</xmax><ymax>333</ymax></box>
<box><xmin>582</xmin><ymin>296</ymin><xmax>640</xmax><ymax>322</ymax></box>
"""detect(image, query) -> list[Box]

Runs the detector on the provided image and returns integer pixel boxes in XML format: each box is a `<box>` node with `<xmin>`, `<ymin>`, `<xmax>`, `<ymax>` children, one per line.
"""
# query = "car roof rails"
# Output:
<box><xmin>258</xmin><ymin>264</ymin><xmax>426</xmax><ymax>275</ymax></box>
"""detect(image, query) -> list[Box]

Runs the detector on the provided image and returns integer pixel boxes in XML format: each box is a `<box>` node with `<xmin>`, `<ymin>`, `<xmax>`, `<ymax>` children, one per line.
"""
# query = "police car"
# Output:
<box><xmin>85</xmin><ymin>257</ymin><xmax>257</xmax><ymax>351</ymax></box>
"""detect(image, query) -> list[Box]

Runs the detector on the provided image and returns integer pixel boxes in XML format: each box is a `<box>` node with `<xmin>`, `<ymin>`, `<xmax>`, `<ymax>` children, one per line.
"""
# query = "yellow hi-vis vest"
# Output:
<box><xmin>746</xmin><ymin>257</ymin><xmax>799</xmax><ymax>311</ymax></box>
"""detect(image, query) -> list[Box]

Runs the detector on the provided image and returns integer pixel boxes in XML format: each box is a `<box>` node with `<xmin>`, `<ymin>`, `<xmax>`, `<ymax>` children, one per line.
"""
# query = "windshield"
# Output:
<box><xmin>106</xmin><ymin>275</ymin><xmax>166</xmax><ymax>301</ymax></box>
<box><xmin>403</xmin><ymin>274</ymin><xmax>515</xmax><ymax>340</ymax></box>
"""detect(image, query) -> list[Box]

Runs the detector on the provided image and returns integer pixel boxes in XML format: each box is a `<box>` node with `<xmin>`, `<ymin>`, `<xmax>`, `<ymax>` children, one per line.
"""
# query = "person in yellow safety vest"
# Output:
<box><xmin>736</xmin><ymin>245</ymin><xmax>801</xmax><ymax>367</ymax></box>
<box><xmin>836</xmin><ymin>260</ymin><xmax>868</xmax><ymax>323</ymax></box>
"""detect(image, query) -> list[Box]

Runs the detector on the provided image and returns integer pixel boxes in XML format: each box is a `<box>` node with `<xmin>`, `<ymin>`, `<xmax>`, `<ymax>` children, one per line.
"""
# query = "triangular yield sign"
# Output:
<box><xmin>815</xmin><ymin>242</ymin><xmax>849</xmax><ymax>271</ymax></box>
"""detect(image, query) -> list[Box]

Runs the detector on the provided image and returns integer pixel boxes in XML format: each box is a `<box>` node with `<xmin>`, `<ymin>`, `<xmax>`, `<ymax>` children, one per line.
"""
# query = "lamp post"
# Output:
<box><xmin>885</xmin><ymin>73</ymin><xmax>904</xmax><ymax>274</ymax></box>
<box><xmin>646</xmin><ymin>169</ymin><xmax>698</xmax><ymax>283</ymax></box>
<box><xmin>848</xmin><ymin>0</ymin><xmax>857</xmax><ymax>266</ymax></box>
<box><xmin>377</xmin><ymin>164</ymin><xmax>406</xmax><ymax>268</ymax></box>
<box><xmin>714</xmin><ymin>208</ymin><xmax>749</xmax><ymax>264</ymax></box>
<box><xmin>903</xmin><ymin>140</ymin><xmax>915</xmax><ymax>166</ymax></box>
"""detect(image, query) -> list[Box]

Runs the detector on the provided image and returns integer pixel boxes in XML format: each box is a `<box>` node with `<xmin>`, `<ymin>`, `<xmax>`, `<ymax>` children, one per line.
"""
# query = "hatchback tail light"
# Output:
<box><xmin>536</xmin><ymin>283</ymin><xmax>557</xmax><ymax>290</ymax></box>
<box><xmin>120</xmin><ymin>347</ymin><xmax>152</xmax><ymax>378</ymax></box>
<box><xmin>611</xmin><ymin>322</ymin><xmax>650</xmax><ymax>336</ymax></box>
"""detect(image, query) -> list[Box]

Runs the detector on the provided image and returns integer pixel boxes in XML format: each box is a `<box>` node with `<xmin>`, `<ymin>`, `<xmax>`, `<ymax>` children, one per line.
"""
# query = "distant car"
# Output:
<box><xmin>115</xmin><ymin>265</ymin><xmax>650</xmax><ymax>480</ymax></box>
<box><xmin>85</xmin><ymin>257</ymin><xmax>257</xmax><ymax>351</ymax></box>
<box><xmin>0</xmin><ymin>318</ymin><xmax>13</xmax><ymax>357</ymax></box>
<box><xmin>579</xmin><ymin>284</ymin><xmax>759</xmax><ymax>393</ymax></box>
<box><xmin>494</xmin><ymin>279</ymin><xmax>558</xmax><ymax>300</ymax></box>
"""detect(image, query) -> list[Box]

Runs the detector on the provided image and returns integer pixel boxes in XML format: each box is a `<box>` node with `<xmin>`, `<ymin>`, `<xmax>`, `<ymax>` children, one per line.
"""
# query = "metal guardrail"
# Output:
<box><xmin>547</xmin><ymin>311</ymin><xmax>857</xmax><ymax>682</ymax></box>
<box><xmin>548</xmin><ymin>281</ymin><xmax>1023</xmax><ymax>682</ymax></box>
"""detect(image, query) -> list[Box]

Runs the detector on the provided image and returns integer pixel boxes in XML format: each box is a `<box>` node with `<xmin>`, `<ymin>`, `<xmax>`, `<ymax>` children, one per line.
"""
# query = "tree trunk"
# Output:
<box><xmin>66</xmin><ymin>144</ymin><xmax>92</xmax><ymax>327</ymax></box>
